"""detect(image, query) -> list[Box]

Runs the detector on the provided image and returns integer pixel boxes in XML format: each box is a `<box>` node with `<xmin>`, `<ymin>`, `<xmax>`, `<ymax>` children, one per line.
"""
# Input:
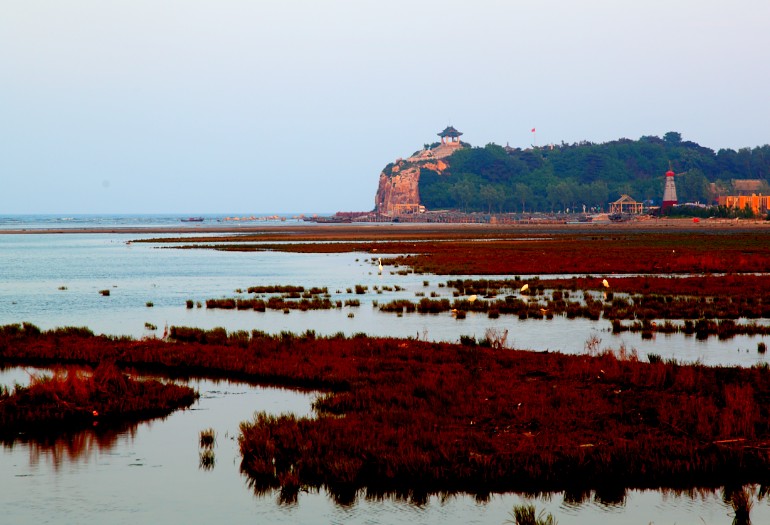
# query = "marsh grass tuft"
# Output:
<box><xmin>725</xmin><ymin>486</ymin><xmax>753</xmax><ymax>525</ymax></box>
<box><xmin>200</xmin><ymin>427</ymin><xmax>216</xmax><ymax>448</ymax></box>
<box><xmin>505</xmin><ymin>504</ymin><xmax>557</xmax><ymax>525</ymax></box>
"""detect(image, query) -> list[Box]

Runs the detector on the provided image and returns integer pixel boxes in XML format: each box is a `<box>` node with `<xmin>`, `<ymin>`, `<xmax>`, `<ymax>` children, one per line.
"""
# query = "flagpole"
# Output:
<box><xmin>531</xmin><ymin>128</ymin><xmax>536</xmax><ymax>148</ymax></box>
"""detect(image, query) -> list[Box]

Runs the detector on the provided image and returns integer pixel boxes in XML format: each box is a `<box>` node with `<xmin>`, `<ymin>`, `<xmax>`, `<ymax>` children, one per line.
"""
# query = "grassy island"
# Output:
<box><xmin>0</xmin><ymin>358</ymin><xmax>197</xmax><ymax>438</ymax></box>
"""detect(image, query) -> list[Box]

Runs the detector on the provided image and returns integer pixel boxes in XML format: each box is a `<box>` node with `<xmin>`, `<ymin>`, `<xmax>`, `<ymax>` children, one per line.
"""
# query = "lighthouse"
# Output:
<box><xmin>662</xmin><ymin>169</ymin><xmax>678</xmax><ymax>209</ymax></box>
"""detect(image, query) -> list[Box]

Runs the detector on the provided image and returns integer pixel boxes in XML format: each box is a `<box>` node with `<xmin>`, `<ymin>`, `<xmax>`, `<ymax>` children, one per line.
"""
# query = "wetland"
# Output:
<box><xmin>4</xmin><ymin>221</ymin><xmax>770</xmax><ymax>523</ymax></box>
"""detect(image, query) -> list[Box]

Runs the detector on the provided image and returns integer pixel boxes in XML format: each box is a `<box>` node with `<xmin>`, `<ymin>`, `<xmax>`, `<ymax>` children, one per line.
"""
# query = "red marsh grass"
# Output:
<box><xmin>205</xmin><ymin>296</ymin><xmax>334</xmax><ymax>312</ymax></box>
<box><xmin>4</xmin><ymin>323</ymin><xmax>770</xmax><ymax>497</ymax></box>
<box><xmin>139</xmin><ymin>228</ymin><xmax>770</xmax><ymax>276</ymax></box>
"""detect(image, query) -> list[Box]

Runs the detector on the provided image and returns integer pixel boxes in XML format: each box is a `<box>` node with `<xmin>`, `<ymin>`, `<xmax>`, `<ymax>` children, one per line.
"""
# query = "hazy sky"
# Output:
<box><xmin>2</xmin><ymin>0</ymin><xmax>768</xmax><ymax>214</ymax></box>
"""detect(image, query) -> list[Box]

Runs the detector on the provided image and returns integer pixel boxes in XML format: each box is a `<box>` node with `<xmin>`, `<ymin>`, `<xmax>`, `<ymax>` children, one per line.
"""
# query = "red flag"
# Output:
<box><xmin>531</xmin><ymin>128</ymin><xmax>536</xmax><ymax>132</ymax></box>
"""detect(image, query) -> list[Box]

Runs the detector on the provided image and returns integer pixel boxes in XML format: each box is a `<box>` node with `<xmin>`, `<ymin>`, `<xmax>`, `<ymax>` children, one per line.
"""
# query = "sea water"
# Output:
<box><xmin>1</xmin><ymin>226</ymin><xmax>768</xmax><ymax>524</ymax></box>
<box><xmin>0</xmin><ymin>213</ymin><xmax>309</xmax><ymax>230</ymax></box>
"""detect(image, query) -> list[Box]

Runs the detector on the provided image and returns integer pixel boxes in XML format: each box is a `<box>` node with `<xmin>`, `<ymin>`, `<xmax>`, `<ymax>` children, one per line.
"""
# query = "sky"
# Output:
<box><xmin>1</xmin><ymin>0</ymin><xmax>769</xmax><ymax>214</ymax></box>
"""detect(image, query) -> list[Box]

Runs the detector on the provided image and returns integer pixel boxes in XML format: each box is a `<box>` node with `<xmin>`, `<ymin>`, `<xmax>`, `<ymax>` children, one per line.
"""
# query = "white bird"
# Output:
<box><xmin>602</xmin><ymin>279</ymin><xmax>610</xmax><ymax>288</ymax></box>
<box><xmin>468</xmin><ymin>294</ymin><xmax>477</xmax><ymax>303</ymax></box>
<box><xmin>378</xmin><ymin>258</ymin><xmax>383</xmax><ymax>274</ymax></box>
<box><xmin>520</xmin><ymin>283</ymin><xmax>529</xmax><ymax>293</ymax></box>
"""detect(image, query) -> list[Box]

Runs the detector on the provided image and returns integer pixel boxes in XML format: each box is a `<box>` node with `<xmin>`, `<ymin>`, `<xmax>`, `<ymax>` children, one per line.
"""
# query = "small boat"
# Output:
<box><xmin>181</xmin><ymin>217</ymin><xmax>204</xmax><ymax>222</ymax></box>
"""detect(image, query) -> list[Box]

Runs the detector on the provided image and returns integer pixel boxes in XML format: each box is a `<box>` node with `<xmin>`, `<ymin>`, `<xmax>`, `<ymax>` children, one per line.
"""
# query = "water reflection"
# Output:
<box><xmin>4</xmin><ymin>425</ymin><xmax>138</xmax><ymax>470</ymax></box>
<box><xmin>239</xmin><ymin>481</ymin><xmax>770</xmax><ymax>524</ymax></box>
<box><xmin>242</xmin><ymin>475</ymin><xmax>769</xmax><ymax>525</ymax></box>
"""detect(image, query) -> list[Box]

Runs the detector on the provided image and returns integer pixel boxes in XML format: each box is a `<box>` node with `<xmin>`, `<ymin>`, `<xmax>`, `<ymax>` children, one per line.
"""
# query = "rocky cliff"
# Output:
<box><xmin>374</xmin><ymin>142</ymin><xmax>460</xmax><ymax>215</ymax></box>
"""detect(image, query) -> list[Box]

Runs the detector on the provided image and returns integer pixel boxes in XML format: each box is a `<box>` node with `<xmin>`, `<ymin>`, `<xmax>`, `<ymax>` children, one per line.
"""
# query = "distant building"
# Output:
<box><xmin>609</xmin><ymin>194</ymin><xmax>644</xmax><ymax>214</ymax></box>
<box><xmin>732</xmin><ymin>179</ymin><xmax>766</xmax><ymax>195</ymax></box>
<box><xmin>437</xmin><ymin>125</ymin><xmax>463</xmax><ymax>146</ymax></box>
<box><xmin>662</xmin><ymin>170</ymin><xmax>678</xmax><ymax>209</ymax></box>
<box><xmin>718</xmin><ymin>194</ymin><xmax>770</xmax><ymax>215</ymax></box>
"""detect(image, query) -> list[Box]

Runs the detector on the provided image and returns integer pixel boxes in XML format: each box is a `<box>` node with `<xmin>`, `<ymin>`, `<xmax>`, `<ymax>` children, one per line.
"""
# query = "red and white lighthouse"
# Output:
<box><xmin>662</xmin><ymin>169</ymin><xmax>678</xmax><ymax>209</ymax></box>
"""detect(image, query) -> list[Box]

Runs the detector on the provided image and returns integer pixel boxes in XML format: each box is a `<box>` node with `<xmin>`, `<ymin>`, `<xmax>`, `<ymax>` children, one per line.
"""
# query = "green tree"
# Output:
<box><xmin>548</xmin><ymin>181</ymin><xmax>575</xmax><ymax>211</ymax></box>
<box><xmin>677</xmin><ymin>169</ymin><xmax>710</xmax><ymax>204</ymax></box>
<box><xmin>587</xmin><ymin>180</ymin><xmax>609</xmax><ymax>210</ymax></box>
<box><xmin>514</xmin><ymin>182</ymin><xmax>533</xmax><ymax>212</ymax></box>
<box><xmin>547</xmin><ymin>181</ymin><xmax>574</xmax><ymax>212</ymax></box>
<box><xmin>480</xmin><ymin>184</ymin><xmax>505</xmax><ymax>213</ymax></box>
<box><xmin>450</xmin><ymin>178</ymin><xmax>475</xmax><ymax>212</ymax></box>
<box><xmin>664</xmin><ymin>131</ymin><xmax>682</xmax><ymax>145</ymax></box>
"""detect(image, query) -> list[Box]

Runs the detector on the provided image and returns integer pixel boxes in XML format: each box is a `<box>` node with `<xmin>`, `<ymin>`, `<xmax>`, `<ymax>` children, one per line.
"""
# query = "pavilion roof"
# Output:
<box><xmin>613</xmin><ymin>194</ymin><xmax>638</xmax><ymax>204</ymax></box>
<box><xmin>438</xmin><ymin>125</ymin><xmax>463</xmax><ymax>138</ymax></box>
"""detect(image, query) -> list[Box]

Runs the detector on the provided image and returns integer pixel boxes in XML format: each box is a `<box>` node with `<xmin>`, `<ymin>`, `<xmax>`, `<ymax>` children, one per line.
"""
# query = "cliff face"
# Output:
<box><xmin>374</xmin><ymin>142</ymin><xmax>459</xmax><ymax>215</ymax></box>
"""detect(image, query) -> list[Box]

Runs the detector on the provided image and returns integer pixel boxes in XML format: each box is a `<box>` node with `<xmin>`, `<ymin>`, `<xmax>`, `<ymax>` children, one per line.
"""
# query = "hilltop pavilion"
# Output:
<box><xmin>438</xmin><ymin>125</ymin><xmax>463</xmax><ymax>145</ymax></box>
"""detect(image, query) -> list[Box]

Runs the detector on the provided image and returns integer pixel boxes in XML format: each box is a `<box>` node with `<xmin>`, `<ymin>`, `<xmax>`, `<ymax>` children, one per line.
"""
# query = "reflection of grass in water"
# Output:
<box><xmin>199</xmin><ymin>449</ymin><xmax>215</xmax><ymax>470</ymax></box>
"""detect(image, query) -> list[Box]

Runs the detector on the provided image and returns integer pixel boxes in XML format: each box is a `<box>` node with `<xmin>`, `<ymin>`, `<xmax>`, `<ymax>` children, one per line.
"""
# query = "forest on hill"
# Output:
<box><xmin>418</xmin><ymin>132</ymin><xmax>770</xmax><ymax>213</ymax></box>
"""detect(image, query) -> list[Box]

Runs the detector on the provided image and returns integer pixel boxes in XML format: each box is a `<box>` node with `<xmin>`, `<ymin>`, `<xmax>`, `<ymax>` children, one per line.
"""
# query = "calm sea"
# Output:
<box><xmin>1</xmin><ymin>220</ymin><xmax>767</xmax><ymax>524</ymax></box>
<box><xmin>0</xmin><ymin>213</ymin><xmax>318</xmax><ymax>230</ymax></box>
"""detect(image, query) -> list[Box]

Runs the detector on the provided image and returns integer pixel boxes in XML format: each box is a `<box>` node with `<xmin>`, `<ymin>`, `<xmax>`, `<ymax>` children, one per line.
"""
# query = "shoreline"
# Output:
<box><xmin>2</xmin><ymin>218</ymin><xmax>770</xmax><ymax>235</ymax></box>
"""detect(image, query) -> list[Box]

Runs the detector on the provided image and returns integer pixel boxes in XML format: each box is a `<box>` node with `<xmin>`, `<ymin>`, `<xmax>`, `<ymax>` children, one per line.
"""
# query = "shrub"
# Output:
<box><xmin>459</xmin><ymin>335</ymin><xmax>476</xmax><ymax>346</ymax></box>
